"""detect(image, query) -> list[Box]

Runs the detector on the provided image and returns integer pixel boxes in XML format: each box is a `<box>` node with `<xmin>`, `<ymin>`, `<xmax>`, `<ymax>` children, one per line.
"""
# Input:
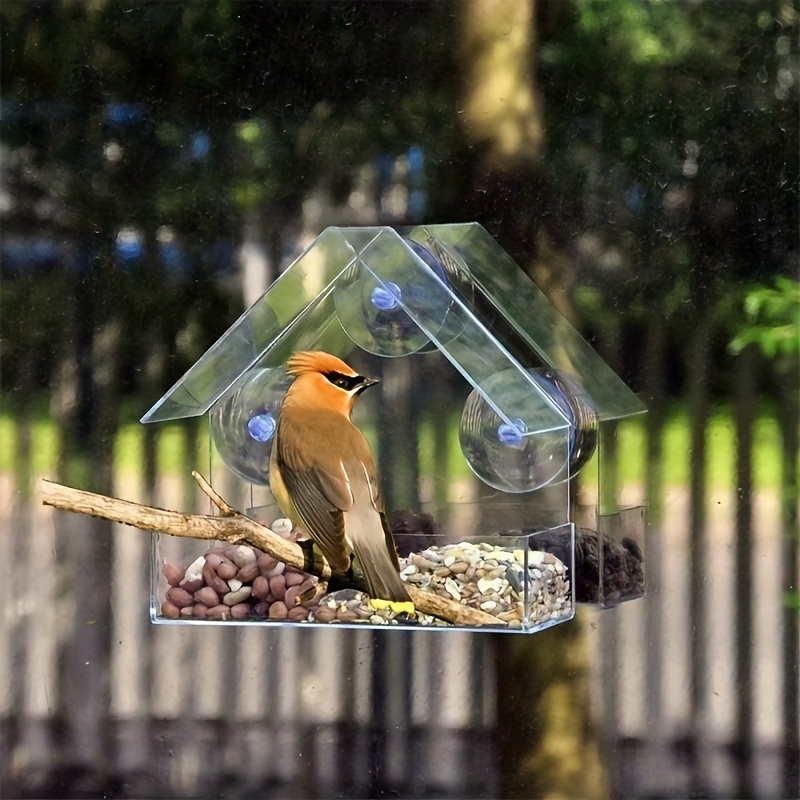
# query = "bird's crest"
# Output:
<box><xmin>286</xmin><ymin>351</ymin><xmax>357</xmax><ymax>378</ymax></box>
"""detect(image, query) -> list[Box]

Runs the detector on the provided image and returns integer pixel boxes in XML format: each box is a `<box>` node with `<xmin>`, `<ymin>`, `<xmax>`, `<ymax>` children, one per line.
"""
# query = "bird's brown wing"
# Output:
<box><xmin>379</xmin><ymin>511</ymin><xmax>402</xmax><ymax>571</ymax></box>
<box><xmin>278</xmin><ymin>463</ymin><xmax>353</xmax><ymax>573</ymax></box>
<box><xmin>349</xmin><ymin>439</ymin><xmax>401</xmax><ymax>571</ymax></box>
<box><xmin>275</xmin><ymin>415</ymin><xmax>354</xmax><ymax>573</ymax></box>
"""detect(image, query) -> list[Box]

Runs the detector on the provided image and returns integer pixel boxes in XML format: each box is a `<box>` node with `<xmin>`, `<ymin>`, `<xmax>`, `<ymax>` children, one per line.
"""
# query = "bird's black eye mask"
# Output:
<box><xmin>324</xmin><ymin>371</ymin><xmax>365</xmax><ymax>392</ymax></box>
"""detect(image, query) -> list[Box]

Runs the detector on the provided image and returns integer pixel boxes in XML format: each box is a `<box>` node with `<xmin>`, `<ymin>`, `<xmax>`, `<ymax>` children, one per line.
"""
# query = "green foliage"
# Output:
<box><xmin>575</xmin><ymin>0</ymin><xmax>695</xmax><ymax>66</ymax></box>
<box><xmin>539</xmin><ymin>0</ymin><xmax>798</xmax><ymax>400</ymax></box>
<box><xmin>729</xmin><ymin>276</ymin><xmax>800</xmax><ymax>359</ymax></box>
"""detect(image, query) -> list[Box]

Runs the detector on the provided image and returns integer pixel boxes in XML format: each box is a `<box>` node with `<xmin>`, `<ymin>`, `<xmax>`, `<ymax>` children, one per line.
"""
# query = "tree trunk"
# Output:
<box><xmin>457</xmin><ymin>1</ymin><xmax>608</xmax><ymax>795</ymax></box>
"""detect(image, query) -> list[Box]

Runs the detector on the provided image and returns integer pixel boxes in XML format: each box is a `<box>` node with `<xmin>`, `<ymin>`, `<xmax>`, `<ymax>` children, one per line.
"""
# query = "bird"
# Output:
<box><xmin>269</xmin><ymin>350</ymin><xmax>412</xmax><ymax>609</ymax></box>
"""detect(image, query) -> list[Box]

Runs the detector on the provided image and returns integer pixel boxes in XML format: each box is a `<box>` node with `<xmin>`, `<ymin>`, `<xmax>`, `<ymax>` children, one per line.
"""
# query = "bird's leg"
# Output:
<box><xmin>298</xmin><ymin>539</ymin><xmax>317</xmax><ymax>575</ymax></box>
<box><xmin>326</xmin><ymin>558</ymin><xmax>357</xmax><ymax>592</ymax></box>
<box><xmin>316</xmin><ymin>554</ymin><xmax>371</xmax><ymax>594</ymax></box>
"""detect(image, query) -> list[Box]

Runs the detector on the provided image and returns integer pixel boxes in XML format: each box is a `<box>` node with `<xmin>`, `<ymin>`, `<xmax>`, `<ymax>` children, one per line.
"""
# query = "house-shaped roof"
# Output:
<box><xmin>141</xmin><ymin>223</ymin><xmax>644</xmax><ymax>442</ymax></box>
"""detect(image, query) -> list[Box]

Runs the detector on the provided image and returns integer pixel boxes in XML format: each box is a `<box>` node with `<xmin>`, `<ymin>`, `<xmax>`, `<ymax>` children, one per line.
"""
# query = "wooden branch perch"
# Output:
<box><xmin>40</xmin><ymin>476</ymin><xmax>502</xmax><ymax>628</ymax></box>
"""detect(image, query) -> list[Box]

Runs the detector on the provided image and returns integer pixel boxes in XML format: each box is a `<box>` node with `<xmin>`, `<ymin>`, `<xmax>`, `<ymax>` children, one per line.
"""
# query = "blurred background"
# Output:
<box><xmin>1</xmin><ymin>1</ymin><xmax>797</xmax><ymax>798</ymax></box>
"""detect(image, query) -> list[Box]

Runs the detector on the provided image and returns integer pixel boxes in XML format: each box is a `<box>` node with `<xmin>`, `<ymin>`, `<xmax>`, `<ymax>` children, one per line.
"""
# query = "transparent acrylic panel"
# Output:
<box><xmin>151</xmin><ymin>347</ymin><xmax>576</xmax><ymax>632</ymax></box>
<box><xmin>573</xmin><ymin>417</ymin><xmax>646</xmax><ymax>606</ymax></box>
<box><xmin>406</xmin><ymin>223</ymin><xmax>647</xmax><ymax>421</ymax></box>
<box><xmin>151</xmin><ymin>522</ymin><xmax>575</xmax><ymax>633</ymax></box>
<box><xmin>348</xmin><ymin>229</ymin><xmax>573</xmax><ymax>446</ymax></box>
<box><xmin>141</xmin><ymin>227</ymin><xmax>363</xmax><ymax>422</ymax></box>
<box><xmin>144</xmin><ymin>222</ymin><xmax>645</xmax><ymax>624</ymax></box>
<box><xmin>143</xmin><ymin>225</ymin><xmax>576</xmax><ymax>437</ymax></box>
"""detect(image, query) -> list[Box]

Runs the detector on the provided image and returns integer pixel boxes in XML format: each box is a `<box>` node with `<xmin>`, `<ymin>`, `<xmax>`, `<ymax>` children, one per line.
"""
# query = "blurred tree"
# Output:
<box><xmin>534</xmin><ymin>0</ymin><xmax>798</xmax><ymax>397</ymax></box>
<box><xmin>2</xmin><ymin>0</ymin><xmax>796</xmax><ymax>449</ymax></box>
<box><xmin>455</xmin><ymin>2</ymin><xmax>607</xmax><ymax>797</ymax></box>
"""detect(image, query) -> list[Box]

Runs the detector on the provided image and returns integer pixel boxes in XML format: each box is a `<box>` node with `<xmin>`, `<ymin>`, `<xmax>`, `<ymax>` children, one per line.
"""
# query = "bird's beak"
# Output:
<box><xmin>355</xmin><ymin>375</ymin><xmax>380</xmax><ymax>394</ymax></box>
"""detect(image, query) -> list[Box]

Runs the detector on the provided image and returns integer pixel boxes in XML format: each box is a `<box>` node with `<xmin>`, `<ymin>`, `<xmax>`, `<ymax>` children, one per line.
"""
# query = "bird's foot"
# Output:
<box><xmin>369</xmin><ymin>598</ymin><xmax>416</xmax><ymax>617</ymax></box>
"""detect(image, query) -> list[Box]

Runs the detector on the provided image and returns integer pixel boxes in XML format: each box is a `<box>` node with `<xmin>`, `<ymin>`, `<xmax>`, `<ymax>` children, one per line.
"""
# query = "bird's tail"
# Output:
<box><xmin>346</xmin><ymin>510</ymin><xmax>410</xmax><ymax>603</ymax></box>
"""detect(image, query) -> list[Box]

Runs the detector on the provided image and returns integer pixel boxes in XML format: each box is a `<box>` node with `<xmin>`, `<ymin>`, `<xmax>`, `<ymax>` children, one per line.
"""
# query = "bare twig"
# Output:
<box><xmin>192</xmin><ymin>470</ymin><xmax>236</xmax><ymax>516</ymax></box>
<box><xmin>40</xmin><ymin>477</ymin><xmax>502</xmax><ymax>628</ymax></box>
<box><xmin>41</xmin><ymin>476</ymin><xmax>328</xmax><ymax>577</ymax></box>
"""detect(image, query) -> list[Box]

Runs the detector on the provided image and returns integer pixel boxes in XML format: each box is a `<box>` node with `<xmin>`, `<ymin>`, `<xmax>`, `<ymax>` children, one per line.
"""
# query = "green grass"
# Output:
<box><xmin>0</xmin><ymin>412</ymin><xmax>209</xmax><ymax>479</ymax></box>
<box><xmin>572</xmin><ymin>406</ymin><xmax>784</xmax><ymax>490</ymax></box>
<box><xmin>115</xmin><ymin>421</ymin><xmax>210</xmax><ymax>476</ymax></box>
<box><xmin>0</xmin><ymin>412</ymin><xmax>60</xmax><ymax>475</ymax></box>
<box><xmin>0</xmin><ymin>401</ymin><xmax>790</xmax><ymax>490</ymax></box>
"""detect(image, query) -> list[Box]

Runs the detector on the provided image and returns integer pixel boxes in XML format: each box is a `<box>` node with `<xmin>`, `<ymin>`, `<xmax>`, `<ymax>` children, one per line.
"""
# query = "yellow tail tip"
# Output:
<box><xmin>369</xmin><ymin>598</ymin><xmax>416</xmax><ymax>616</ymax></box>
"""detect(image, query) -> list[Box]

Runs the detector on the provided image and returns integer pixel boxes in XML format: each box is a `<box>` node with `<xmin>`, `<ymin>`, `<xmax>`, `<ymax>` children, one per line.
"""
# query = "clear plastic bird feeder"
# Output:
<box><xmin>142</xmin><ymin>223</ymin><xmax>646</xmax><ymax>631</ymax></box>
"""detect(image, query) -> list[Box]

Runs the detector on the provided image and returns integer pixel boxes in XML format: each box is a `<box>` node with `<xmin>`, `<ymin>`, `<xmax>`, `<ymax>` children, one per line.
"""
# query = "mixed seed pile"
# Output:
<box><xmin>159</xmin><ymin>521</ymin><xmax>571</xmax><ymax>630</ymax></box>
<box><xmin>397</xmin><ymin>542</ymin><xmax>570</xmax><ymax>629</ymax></box>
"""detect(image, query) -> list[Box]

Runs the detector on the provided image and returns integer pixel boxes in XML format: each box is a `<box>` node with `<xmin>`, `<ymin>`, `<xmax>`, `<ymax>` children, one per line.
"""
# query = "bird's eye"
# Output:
<box><xmin>326</xmin><ymin>372</ymin><xmax>351</xmax><ymax>389</ymax></box>
<box><xmin>326</xmin><ymin>371</ymin><xmax>360</xmax><ymax>391</ymax></box>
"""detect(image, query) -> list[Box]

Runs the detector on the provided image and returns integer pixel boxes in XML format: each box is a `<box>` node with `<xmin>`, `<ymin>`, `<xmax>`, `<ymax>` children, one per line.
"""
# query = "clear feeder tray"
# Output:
<box><xmin>153</xmin><ymin>514</ymin><xmax>576</xmax><ymax>632</ymax></box>
<box><xmin>143</xmin><ymin>223</ymin><xmax>646</xmax><ymax>632</ymax></box>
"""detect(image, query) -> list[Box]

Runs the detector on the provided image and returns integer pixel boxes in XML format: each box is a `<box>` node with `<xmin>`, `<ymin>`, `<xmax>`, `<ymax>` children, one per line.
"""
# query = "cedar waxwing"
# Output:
<box><xmin>269</xmin><ymin>351</ymin><xmax>412</xmax><ymax>608</ymax></box>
